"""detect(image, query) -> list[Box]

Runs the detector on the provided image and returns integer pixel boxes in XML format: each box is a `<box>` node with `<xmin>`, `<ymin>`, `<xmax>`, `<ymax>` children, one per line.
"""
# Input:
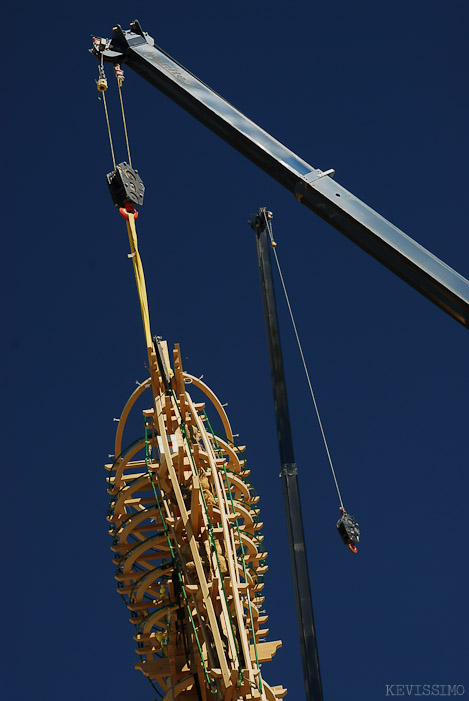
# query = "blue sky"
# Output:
<box><xmin>3</xmin><ymin>2</ymin><xmax>468</xmax><ymax>700</ymax></box>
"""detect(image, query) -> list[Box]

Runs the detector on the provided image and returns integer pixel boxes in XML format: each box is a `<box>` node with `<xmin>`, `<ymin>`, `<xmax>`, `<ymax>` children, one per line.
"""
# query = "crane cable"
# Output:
<box><xmin>115</xmin><ymin>64</ymin><xmax>133</xmax><ymax>167</ymax></box>
<box><xmin>95</xmin><ymin>57</ymin><xmax>132</xmax><ymax>168</ymax></box>
<box><xmin>263</xmin><ymin>212</ymin><xmax>345</xmax><ymax>512</ymax></box>
<box><xmin>95</xmin><ymin>60</ymin><xmax>148</xmax><ymax>349</ymax></box>
<box><xmin>96</xmin><ymin>55</ymin><xmax>116</xmax><ymax>170</ymax></box>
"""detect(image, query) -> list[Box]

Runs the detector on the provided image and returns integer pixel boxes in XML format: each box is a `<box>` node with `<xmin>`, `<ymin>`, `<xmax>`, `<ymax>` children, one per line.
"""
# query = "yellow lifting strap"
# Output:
<box><xmin>124</xmin><ymin>212</ymin><xmax>153</xmax><ymax>352</ymax></box>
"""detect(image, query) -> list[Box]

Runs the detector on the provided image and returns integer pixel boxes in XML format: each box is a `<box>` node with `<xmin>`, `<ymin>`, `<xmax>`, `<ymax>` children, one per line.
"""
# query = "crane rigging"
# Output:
<box><xmin>91</xmin><ymin>20</ymin><xmax>468</xmax><ymax>701</ymax></box>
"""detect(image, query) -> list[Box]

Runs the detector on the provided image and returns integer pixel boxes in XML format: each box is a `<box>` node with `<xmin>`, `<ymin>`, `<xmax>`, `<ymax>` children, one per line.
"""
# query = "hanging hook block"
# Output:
<box><xmin>336</xmin><ymin>510</ymin><xmax>360</xmax><ymax>551</ymax></box>
<box><xmin>107</xmin><ymin>162</ymin><xmax>145</xmax><ymax>208</ymax></box>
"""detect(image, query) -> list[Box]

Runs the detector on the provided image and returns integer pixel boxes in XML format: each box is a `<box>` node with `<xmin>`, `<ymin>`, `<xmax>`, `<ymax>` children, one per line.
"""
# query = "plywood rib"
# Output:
<box><xmin>106</xmin><ymin>342</ymin><xmax>286</xmax><ymax>700</ymax></box>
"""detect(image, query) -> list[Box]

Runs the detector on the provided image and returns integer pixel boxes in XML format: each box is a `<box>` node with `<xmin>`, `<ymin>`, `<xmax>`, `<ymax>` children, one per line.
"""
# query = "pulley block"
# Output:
<box><xmin>107</xmin><ymin>161</ymin><xmax>144</xmax><ymax>208</ymax></box>
<box><xmin>336</xmin><ymin>510</ymin><xmax>360</xmax><ymax>553</ymax></box>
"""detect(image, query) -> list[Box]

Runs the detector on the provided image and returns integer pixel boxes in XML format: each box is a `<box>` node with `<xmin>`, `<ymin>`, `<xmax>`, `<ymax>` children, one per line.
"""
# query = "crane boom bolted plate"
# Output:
<box><xmin>91</xmin><ymin>20</ymin><xmax>469</xmax><ymax>328</ymax></box>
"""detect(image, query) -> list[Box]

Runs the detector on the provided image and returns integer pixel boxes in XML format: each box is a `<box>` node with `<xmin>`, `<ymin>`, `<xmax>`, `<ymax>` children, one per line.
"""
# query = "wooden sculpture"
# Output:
<box><xmin>105</xmin><ymin>211</ymin><xmax>286</xmax><ymax>699</ymax></box>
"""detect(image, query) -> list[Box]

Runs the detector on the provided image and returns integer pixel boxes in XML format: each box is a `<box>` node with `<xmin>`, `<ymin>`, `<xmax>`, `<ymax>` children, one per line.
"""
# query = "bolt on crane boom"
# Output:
<box><xmin>91</xmin><ymin>19</ymin><xmax>469</xmax><ymax>329</ymax></box>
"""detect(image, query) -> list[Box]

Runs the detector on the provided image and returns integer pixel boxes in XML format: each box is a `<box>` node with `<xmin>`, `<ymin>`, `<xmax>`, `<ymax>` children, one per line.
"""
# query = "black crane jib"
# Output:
<box><xmin>92</xmin><ymin>20</ymin><xmax>469</xmax><ymax>329</ymax></box>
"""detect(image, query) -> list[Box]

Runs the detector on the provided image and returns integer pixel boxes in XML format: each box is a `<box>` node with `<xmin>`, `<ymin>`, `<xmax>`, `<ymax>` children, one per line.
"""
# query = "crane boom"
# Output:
<box><xmin>93</xmin><ymin>20</ymin><xmax>469</xmax><ymax>328</ymax></box>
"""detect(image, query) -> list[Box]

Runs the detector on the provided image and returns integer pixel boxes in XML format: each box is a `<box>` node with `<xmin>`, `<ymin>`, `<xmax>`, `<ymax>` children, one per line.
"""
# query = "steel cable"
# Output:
<box><xmin>263</xmin><ymin>211</ymin><xmax>345</xmax><ymax>510</ymax></box>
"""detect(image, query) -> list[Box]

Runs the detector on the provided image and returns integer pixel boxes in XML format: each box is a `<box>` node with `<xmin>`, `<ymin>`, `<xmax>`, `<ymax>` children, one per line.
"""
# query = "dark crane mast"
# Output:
<box><xmin>250</xmin><ymin>209</ymin><xmax>324</xmax><ymax>701</ymax></box>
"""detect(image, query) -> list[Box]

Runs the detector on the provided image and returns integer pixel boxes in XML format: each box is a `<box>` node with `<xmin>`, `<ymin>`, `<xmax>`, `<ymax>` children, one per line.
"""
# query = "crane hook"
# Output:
<box><xmin>336</xmin><ymin>507</ymin><xmax>360</xmax><ymax>554</ymax></box>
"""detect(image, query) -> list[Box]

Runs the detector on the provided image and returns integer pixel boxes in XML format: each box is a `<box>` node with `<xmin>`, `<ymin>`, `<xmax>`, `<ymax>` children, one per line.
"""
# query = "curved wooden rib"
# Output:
<box><xmin>114</xmin><ymin>378</ymin><xmax>152</xmax><ymax>458</ymax></box>
<box><xmin>182</xmin><ymin>372</ymin><xmax>234</xmax><ymax>443</ymax></box>
<box><xmin>106</xmin><ymin>342</ymin><xmax>286</xmax><ymax>700</ymax></box>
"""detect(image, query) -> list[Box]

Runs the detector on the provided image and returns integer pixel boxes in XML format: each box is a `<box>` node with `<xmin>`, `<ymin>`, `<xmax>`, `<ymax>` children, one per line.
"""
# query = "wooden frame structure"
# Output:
<box><xmin>105</xmin><ymin>212</ymin><xmax>286</xmax><ymax>699</ymax></box>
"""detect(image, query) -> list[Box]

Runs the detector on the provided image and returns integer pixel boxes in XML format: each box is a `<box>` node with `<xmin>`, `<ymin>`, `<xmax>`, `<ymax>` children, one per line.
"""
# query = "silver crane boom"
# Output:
<box><xmin>92</xmin><ymin>20</ymin><xmax>469</xmax><ymax>328</ymax></box>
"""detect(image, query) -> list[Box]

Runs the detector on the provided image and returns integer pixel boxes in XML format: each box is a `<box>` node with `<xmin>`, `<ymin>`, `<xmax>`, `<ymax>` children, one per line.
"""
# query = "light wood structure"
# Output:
<box><xmin>106</xmin><ymin>347</ymin><xmax>286</xmax><ymax>699</ymax></box>
<box><xmin>105</xmin><ymin>212</ymin><xmax>286</xmax><ymax>699</ymax></box>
